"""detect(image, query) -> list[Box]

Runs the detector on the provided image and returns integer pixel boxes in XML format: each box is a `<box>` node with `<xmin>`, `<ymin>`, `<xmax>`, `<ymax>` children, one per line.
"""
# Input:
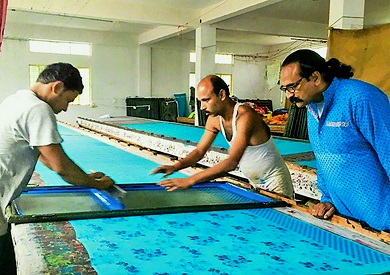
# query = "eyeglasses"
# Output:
<box><xmin>280</xmin><ymin>78</ymin><xmax>304</xmax><ymax>93</ymax></box>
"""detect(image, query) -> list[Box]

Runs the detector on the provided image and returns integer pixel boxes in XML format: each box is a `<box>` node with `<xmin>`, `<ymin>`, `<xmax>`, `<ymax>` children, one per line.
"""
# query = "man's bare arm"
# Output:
<box><xmin>159</xmin><ymin>111</ymin><xmax>255</xmax><ymax>190</ymax></box>
<box><xmin>151</xmin><ymin>116</ymin><xmax>220</xmax><ymax>175</ymax></box>
<box><xmin>39</xmin><ymin>144</ymin><xmax>114</xmax><ymax>189</ymax></box>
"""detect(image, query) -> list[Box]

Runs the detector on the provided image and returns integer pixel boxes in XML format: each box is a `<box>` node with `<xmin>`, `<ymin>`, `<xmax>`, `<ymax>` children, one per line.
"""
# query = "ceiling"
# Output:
<box><xmin>5</xmin><ymin>0</ymin><xmax>390</xmax><ymax>47</ymax></box>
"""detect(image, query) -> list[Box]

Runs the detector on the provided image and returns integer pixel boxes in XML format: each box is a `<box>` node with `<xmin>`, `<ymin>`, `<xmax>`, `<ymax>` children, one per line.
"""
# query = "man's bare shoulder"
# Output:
<box><xmin>236</xmin><ymin>105</ymin><xmax>270</xmax><ymax>141</ymax></box>
<box><xmin>237</xmin><ymin>104</ymin><xmax>263</xmax><ymax>121</ymax></box>
<box><xmin>205</xmin><ymin>115</ymin><xmax>221</xmax><ymax>131</ymax></box>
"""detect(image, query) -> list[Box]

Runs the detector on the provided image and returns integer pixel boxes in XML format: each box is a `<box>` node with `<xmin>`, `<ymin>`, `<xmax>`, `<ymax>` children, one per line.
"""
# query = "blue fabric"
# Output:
<box><xmin>35</xmin><ymin>125</ymin><xmax>390</xmax><ymax>274</ymax></box>
<box><xmin>174</xmin><ymin>93</ymin><xmax>190</xmax><ymax>117</ymax></box>
<box><xmin>121</xmin><ymin>122</ymin><xmax>313</xmax><ymax>155</ymax></box>
<box><xmin>122</xmin><ymin>122</ymin><xmax>230</xmax><ymax>148</ymax></box>
<box><xmin>307</xmin><ymin>78</ymin><xmax>390</xmax><ymax>230</ymax></box>
<box><xmin>35</xmin><ymin>125</ymin><xmax>187</xmax><ymax>186</ymax></box>
<box><xmin>71</xmin><ymin>209</ymin><xmax>390</xmax><ymax>274</ymax></box>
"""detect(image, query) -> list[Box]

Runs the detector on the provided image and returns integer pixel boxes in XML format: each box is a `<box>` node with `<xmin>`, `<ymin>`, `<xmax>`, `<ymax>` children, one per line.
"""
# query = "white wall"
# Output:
<box><xmin>150</xmin><ymin>36</ymin><xmax>276</xmax><ymax>107</ymax></box>
<box><xmin>0</xmin><ymin>23</ymin><xmax>139</xmax><ymax>124</ymax></box>
<box><xmin>0</xmin><ymin>23</ymin><xmax>303</xmax><ymax>126</ymax></box>
<box><xmin>151</xmin><ymin>47</ymin><xmax>191</xmax><ymax>98</ymax></box>
<box><xmin>231</xmin><ymin>59</ymin><xmax>266</xmax><ymax>99</ymax></box>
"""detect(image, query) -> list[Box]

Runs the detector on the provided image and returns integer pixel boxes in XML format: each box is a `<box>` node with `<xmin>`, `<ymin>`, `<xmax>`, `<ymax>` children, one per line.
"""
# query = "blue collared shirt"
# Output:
<box><xmin>307</xmin><ymin>77</ymin><xmax>390</xmax><ymax>230</ymax></box>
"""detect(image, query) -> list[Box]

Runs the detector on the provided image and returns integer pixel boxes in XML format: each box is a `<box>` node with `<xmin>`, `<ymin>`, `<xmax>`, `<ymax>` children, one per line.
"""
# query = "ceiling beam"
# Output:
<box><xmin>198</xmin><ymin>0</ymin><xmax>284</xmax><ymax>24</ymax></box>
<box><xmin>215</xmin><ymin>16</ymin><xmax>329</xmax><ymax>40</ymax></box>
<box><xmin>8</xmin><ymin>0</ymin><xmax>197</xmax><ymax>26</ymax></box>
<box><xmin>139</xmin><ymin>0</ymin><xmax>284</xmax><ymax>45</ymax></box>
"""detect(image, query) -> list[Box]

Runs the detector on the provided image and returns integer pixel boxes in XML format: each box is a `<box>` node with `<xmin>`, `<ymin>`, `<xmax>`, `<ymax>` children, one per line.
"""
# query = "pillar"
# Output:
<box><xmin>194</xmin><ymin>24</ymin><xmax>216</xmax><ymax>126</ymax></box>
<box><xmin>329</xmin><ymin>0</ymin><xmax>365</xmax><ymax>29</ymax></box>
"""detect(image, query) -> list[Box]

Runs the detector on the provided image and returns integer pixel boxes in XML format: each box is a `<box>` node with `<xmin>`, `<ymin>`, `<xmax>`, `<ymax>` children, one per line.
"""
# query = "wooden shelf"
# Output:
<box><xmin>177</xmin><ymin>117</ymin><xmax>195</xmax><ymax>125</ymax></box>
<box><xmin>268</xmin><ymin>124</ymin><xmax>286</xmax><ymax>135</ymax></box>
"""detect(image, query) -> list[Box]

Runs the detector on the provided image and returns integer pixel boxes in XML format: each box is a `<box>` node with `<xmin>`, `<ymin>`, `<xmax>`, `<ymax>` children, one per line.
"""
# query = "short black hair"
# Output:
<box><xmin>281</xmin><ymin>49</ymin><xmax>353</xmax><ymax>82</ymax></box>
<box><xmin>36</xmin><ymin>62</ymin><xmax>84</xmax><ymax>94</ymax></box>
<box><xmin>207</xmin><ymin>75</ymin><xmax>230</xmax><ymax>96</ymax></box>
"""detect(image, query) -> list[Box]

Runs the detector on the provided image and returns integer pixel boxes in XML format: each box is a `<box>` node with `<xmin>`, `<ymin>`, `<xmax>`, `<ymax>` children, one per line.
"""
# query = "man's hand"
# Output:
<box><xmin>310</xmin><ymin>202</ymin><xmax>336</xmax><ymax>220</ymax></box>
<box><xmin>158</xmin><ymin>177</ymin><xmax>194</xmax><ymax>191</ymax></box>
<box><xmin>88</xmin><ymin>172</ymin><xmax>115</xmax><ymax>190</ymax></box>
<box><xmin>151</xmin><ymin>165</ymin><xmax>177</xmax><ymax>177</ymax></box>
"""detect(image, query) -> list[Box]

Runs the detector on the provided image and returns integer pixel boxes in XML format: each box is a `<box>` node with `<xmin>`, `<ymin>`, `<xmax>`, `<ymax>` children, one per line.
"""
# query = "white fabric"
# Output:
<box><xmin>0</xmin><ymin>89</ymin><xmax>62</xmax><ymax>236</ymax></box>
<box><xmin>220</xmin><ymin>103</ymin><xmax>294</xmax><ymax>198</ymax></box>
<box><xmin>317</xmin><ymin>101</ymin><xmax>325</xmax><ymax>118</ymax></box>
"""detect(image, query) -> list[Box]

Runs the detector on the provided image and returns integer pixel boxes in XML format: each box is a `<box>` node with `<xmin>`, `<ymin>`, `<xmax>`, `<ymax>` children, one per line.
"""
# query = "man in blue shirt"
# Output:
<box><xmin>280</xmin><ymin>49</ymin><xmax>390</xmax><ymax>231</ymax></box>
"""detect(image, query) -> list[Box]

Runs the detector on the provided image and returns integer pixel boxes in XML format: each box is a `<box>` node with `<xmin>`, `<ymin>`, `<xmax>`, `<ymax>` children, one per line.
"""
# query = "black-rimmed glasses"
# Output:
<box><xmin>280</xmin><ymin>77</ymin><xmax>304</xmax><ymax>93</ymax></box>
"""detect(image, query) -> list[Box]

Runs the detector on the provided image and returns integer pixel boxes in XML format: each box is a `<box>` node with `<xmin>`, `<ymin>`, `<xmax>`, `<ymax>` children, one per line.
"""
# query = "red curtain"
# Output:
<box><xmin>0</xmin><ymin>0</ymin><xmax>8</xmax><ymax>52</ymax></box>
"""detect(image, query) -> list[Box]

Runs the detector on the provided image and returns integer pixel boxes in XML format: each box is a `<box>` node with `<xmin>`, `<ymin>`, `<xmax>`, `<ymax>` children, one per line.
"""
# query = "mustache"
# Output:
<box><xmin>290</xmin><ymin>96</ymin><xmax>303</xmax><ymax>103</ymax></box>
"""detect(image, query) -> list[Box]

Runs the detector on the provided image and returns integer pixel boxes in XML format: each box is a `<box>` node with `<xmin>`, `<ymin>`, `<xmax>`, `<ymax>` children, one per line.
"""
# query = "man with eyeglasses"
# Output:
<box><xmin>0</xmin><ymin>63</ymin><xmax>115</xmax><ymax>273</ymax></box>
<box><xmin>280</xmin><ymin>49</ymin><xmax>390</xmax><ymax>231</ymax></box>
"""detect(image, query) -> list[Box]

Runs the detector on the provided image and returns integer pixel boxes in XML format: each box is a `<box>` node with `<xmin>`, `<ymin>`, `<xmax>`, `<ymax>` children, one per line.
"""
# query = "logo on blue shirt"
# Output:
<box><xmin>326</xmin><ymin>121</ymin><xmax>350</xmax><ymax>127</ymax></box>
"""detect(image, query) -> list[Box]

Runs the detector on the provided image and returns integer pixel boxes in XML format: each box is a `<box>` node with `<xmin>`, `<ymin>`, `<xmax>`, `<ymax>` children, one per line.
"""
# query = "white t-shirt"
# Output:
<box><xmin>0</xmin><ymin>89</ymin><xmax>63</xmax><ymax>235</ymax></box>
<box><xmin>220</xmin><ymin>103</ymin><xmax>294</xmax><ymax>198</ymax></box>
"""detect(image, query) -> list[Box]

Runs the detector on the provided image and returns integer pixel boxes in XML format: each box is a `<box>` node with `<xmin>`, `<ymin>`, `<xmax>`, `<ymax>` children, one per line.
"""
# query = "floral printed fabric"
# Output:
<box><xmin>71</xmin><ymin>209</ymin><xmax>390</xmax><ymax>275</ymax></box>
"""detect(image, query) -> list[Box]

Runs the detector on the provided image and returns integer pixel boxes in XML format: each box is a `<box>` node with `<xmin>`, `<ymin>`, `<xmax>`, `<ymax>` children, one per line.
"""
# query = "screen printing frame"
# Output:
<box><xmin>6</xmin><ymin>182</ymin><xmax>287</xmax><ymax>224</ymax></box>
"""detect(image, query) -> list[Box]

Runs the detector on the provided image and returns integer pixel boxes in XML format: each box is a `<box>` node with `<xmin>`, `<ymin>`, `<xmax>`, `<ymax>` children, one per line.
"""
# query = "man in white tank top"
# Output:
<box><xmin>152</xmin><ymin>75</ymin><xmax>294</xmax><ymax>199</ymax></box>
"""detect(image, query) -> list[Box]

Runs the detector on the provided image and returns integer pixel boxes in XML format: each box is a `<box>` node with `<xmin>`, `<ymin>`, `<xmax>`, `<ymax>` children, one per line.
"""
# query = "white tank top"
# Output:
<box><xmin>220</xmin><ymin>103</ymin><xmax>294</xmax><ymax>198</ymax></box>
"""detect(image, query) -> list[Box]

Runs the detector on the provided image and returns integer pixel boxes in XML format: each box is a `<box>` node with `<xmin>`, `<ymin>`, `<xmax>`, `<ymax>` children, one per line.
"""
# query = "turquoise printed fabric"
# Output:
<box><xmin>35</xmin><ymin>125</ymin><xmax>187</xmax><ymax>186</ymax></box>
<box><xmin>35</xmin><ymin>125</ymin><xmax>390</xmax><ymax>274</ymax></box>
<box><xmin>71</xmin><ymin>209</ymin><xmax>390</xmax><ymax>274</ymax></box>
<box><xmin>122</xmin><ymin>122</ymin><xmax>313</xmax><ymax>155</ymax></box>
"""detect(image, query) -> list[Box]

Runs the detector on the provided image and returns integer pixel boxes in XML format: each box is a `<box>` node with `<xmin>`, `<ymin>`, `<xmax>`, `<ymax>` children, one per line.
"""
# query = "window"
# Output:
<box><xmin>218</xmin><ymin>74</ymin><xmax>232</xmax><ymax>91</ymax></box>
<box><xmin>189</xmin><ymin>73</ymin><xmax>196</xmax><ymax>90</ymax></box>
<box><xmin>190</xmin><ymin>53</ymin><xmax>234</xmax><ymax>65</ymax></box>
<box><xmin>29</xmin><ymin>40</ymin><xmax>92</xmax><ymax>56</ymax></box>
<box><xmin>189</xmin><ymin>73</ymin><xmax>233</xmax><ymax>95</ymax></box>
<box><xmin>215</xmin><ymin>54</ymin><xmax>233</xmax><ymax>65</ymax></box>
<box><xmin>29</xmin><ymin>65</ymin><xmax>91</xmax><ymax>106</ymax></box>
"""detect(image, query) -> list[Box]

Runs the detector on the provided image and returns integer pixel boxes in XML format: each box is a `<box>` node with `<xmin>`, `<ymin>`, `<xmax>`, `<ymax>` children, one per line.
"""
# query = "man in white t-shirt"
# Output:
<box><xmin>0</xmin><ymin>63</ymin><xmax>115</xmax><ymax>273</ymax></box>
